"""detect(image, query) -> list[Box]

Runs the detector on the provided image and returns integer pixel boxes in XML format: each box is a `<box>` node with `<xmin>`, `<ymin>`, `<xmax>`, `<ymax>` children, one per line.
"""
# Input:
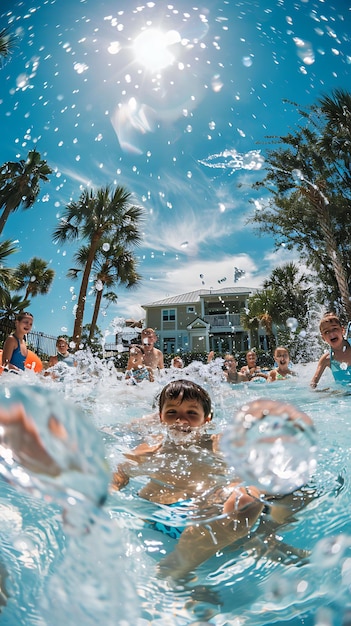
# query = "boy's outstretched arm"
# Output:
<box><xmin>156</xmin><ymin>483</ymin><xmax>264</xmax><ymax>580</ymax></box>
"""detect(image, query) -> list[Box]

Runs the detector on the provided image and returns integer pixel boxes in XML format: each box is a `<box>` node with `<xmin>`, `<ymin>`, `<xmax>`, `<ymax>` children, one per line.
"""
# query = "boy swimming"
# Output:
<box><xmin>112</xmin><ymin>379</ymin><xmax>314</xmax><ymax>580</ymax></box>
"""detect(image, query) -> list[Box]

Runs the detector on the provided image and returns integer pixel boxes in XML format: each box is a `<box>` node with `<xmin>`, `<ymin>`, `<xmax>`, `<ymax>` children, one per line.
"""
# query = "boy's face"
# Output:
<box><xmin>320</xmin><ymin>321</ymin><xmax>344</xmax><ymax>348</ymax></box>
<box><xmin>141</xmin><ymin>330</ymin><xmax>156</xmax><ymax>347</ymax></box>
<box><xmin>160</xmin><ymin>398</ymin><xmax>211</xmax><ymax>432</ymax></box>
<box><xmin>129</xmin><ymin>347</ymin><xmax>144</xmax><ymax>366</ymax></box>
<box><xmin>57</xmin><ymin>340</ymin><xmax>68</xmax><ymax>351</ymax></box>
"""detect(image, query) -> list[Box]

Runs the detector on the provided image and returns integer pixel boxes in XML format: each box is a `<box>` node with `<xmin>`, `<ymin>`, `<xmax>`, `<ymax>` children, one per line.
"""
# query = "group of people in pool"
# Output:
<box><xmin>0</xmin><ymin>310</ymin><xmax>349</xmax><ymax>590</ymax></box>
<box><xmin>125</xmin><ymin>313</ymin><xmax>351</xmax><ymax>389</ymax></box>
<box><xmin>2</xmin><ymin>312</ymin><xmax>351</xmax><ymax>390</ymax></box>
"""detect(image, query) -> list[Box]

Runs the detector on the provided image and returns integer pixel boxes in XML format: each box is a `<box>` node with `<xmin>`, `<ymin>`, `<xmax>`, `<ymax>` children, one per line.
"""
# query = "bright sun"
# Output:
<box><xmin>133</xmin><ymin>28</ymin><xmax>181</xmax><ymax>72</ymax></box>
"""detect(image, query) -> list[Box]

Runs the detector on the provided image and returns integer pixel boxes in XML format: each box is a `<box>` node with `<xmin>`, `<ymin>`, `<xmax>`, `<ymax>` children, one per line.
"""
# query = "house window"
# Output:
<box><xmin>162</xmin><ymin>309</ymin><xmax>176</xmax><ymax>321</ymax></box>
<box><xmin>187</xmin><ymin>306</ymin><xmax>196</xmax><ymax>313</ymax></box>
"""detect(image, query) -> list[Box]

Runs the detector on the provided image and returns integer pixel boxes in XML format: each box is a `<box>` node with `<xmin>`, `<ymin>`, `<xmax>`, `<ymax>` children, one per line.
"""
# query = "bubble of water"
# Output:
<box><xmin>0</xmin><ymin>385</ymin><xmax>110</xmax><ymax>527</ymax></box>
<box><xmin>221</xmin><ymin>399</ymin><xmax>318</xmax><ymax>495</ymax></box>
<box><xmin>286</xmin><ymin>317</ymin><xmax>298</xmax><ymax>332</ymax></box>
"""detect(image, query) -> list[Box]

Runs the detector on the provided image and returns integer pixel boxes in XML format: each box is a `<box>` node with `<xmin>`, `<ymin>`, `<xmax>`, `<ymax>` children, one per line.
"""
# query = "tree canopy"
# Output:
<box><xmin>53</xmin><ymin>184</ymin><xmax>144</xmax><ymax>348</ymax></box>
<box><xmin>249</xmin><ymin>88</ymin><xmax>351</xmax><ymax>320</ymax></box>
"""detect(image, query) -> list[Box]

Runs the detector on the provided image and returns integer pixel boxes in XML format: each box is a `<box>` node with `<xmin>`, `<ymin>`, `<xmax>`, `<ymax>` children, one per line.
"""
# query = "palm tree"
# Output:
<box><xmin>0</xmin><ymin>149</ymin><xmax>53</xmax><ymax>235</ymax></box>
<box><xmin>244</xmin><ymin>288</ymin><xmax>285</xmax><ymax>351</ymax></box>
<box><xmin>0</xmin><ymin>27</ymin><xmax>17</xmax><ymax>66</ymax></box>
<box><xmin>263</xmin><ymin>262</ymin><xmax>312</xmax><ymax>326</ymax></box>
<box><xmin>69</xmin><ymin>242</ymin><xmax>142</xmax><ymax>343</ymax></box>
<box><xmin>0</xmin><ymin>292</ymin><xmax>31</xmax><ymax>322</ymax></box>
<box><xmin>251</xmin><ymin>90</ymin><xmax>351</xmax><ymax>320</ymax></box>
<box><xmin>14</xmin><ymin>257</ymin><xmax>55</xmax><ymax>300</ymax></box>
<box><xmin>89</xmin><ymin>246</ymin><xmax>141</xmax><ymax>342</ymax></box>
<box><xmin>0</xmin><ymin>239</ymin><xmax>19</xmax><ymax>306</ymax></box>
<box><xmin>53</xmin><ymin>185</ymin><xmax>144</xmax><ymax>348</ymax></box>
<box><xmin>316</xmin><ymin>89</ymin><xmax>351</xmax><ymax>179</ymax></box>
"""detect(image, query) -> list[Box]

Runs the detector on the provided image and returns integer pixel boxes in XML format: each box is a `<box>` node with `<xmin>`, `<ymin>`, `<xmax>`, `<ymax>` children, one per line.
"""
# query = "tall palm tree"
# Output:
<box><xmin>0</xmin><ymin>239</ymin><xmax>19</xmax><ymax>306</ymax></box>
<box><xmin>88</xmin><ymin>246</ymin><xmax>141</xmax><ymax>342</ymax></box>
<box><xmin>14</xmin><ymin>257</ymin><xmax>55</xmax><ymax>300</ymax></box>
<box><xmin>68</xmin><ymin>242</ymin><xmax>142</xmax><ymax>343</ymax></box>
<box><xmin>0</xmin><ymin>149</ymin><xmax>52</xmax><ymax>235</ymax></box>
<box><xmin>0</xmin><ymin>27</ymin><xmax>17</xmax><ymax>66</ymax></box>
<box><xmin>53</xmin><ymin>185</ymin><xmax>144</xmax><ymax>348</ymax></box>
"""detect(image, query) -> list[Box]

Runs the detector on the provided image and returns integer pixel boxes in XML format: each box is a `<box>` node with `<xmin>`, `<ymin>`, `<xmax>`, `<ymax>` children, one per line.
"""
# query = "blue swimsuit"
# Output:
<box><xmin>57</xmin><ymin>352</ymin><xmax>76</xmax><ymax>367</ymax></box>
<box><xmin>10</xmin><ymin>336</ymin><xmax>26</xmax><ymax>370</ymax></box>
<box><xmin>330</xmin><ymin>346</ymin><xmax>351</xmax><ymax>385</ymax></box>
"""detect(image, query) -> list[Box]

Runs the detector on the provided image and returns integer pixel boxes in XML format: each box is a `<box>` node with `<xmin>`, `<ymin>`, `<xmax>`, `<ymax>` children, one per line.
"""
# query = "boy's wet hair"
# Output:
<box><xmin>129</xmin><ymin>344</ymin><xmax>145</xmax><ymax>354</ymax></box>
<box><xmin>158</xmin><ymin>379</ymin><xmax>212</xmax><ymax>419</ymax></box>
<box><xmin>319</xmin><ymin>312</ymin><xmax>342</xmax><ymax>333</ymax></box>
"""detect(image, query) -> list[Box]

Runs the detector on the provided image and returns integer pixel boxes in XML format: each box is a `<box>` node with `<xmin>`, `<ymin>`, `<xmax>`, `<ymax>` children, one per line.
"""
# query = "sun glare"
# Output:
<box><xmin>133</xmin><ymin>28</ymin><xmax>181</xmax><ymax>72</ymax></box>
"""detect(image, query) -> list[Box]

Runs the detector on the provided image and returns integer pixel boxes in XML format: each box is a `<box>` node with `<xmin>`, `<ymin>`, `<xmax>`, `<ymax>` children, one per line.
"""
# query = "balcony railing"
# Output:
<box><xmin>203</xmin><ymin>313</ymin><xmax>241</xmax><ymax>329</ymax></box>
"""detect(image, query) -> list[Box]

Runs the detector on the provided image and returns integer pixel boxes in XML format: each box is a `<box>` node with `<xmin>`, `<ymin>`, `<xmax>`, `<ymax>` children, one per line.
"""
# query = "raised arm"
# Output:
<box><xmin>310</xmin><ymin>352</ymin><xmax>329</xmax><ymax>388</ymax></box>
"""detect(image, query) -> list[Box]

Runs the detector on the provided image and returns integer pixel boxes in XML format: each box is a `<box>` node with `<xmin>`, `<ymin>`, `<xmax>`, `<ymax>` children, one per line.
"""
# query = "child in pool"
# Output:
<box><xmin>1</xmin><ymin>312</ymin><xmax>33</xmax><ymax>372</ymax></box>
<box><xmin>310</xmin><ymin>312</ymin><xmax>351</xmax><ymax>388</ymax></box>
<box><xmin>268</xmin><ymin>346</ymin><xmax>296</xmax><ymax>382</ymax></box>
<box><xmin>125</xmin><ymin>345</ymin><xmax>154</xmax><ymax>383</ymax></box>
<box><xmin>140</xmin><ymin>328</ymin><xmax>164</xmax><ymax>371</ymax></box>
<box><xmin>207</xmin><ymin>351</ymin><xmax>245</xmax><ymax>384</ymax></box>
<box><xmin>48</xmin><ymin>337</ymin><xmax>76</xmax><ymax>368</ymax></box>
<box><xmin>222</xmin><ymin>354</ymin><xmax>246</xmax><ymax>384</ymax></box>
<box><xmin>240</xmin><ymin>350</ymin><xmax>268</xmax><ymax>382</ymax></box>
<box><xmin>112</xmin><ymin>379</ymin><xmax>314</xmax><ymax>580</ymax></box>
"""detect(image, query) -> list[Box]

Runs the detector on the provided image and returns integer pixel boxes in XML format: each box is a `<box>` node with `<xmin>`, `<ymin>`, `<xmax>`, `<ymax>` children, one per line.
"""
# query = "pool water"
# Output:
<box><xmin>0</xmin><ymin>359</ymin><xmax>350</xmax><ymax>626</ymax></box>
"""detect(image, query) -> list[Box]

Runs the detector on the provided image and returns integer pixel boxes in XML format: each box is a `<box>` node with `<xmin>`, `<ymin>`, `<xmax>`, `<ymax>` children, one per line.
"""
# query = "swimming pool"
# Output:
<box><xmin>0</xmin><ymin>359</ymin><xmax>350</xmax><ymax>626</ymax></box>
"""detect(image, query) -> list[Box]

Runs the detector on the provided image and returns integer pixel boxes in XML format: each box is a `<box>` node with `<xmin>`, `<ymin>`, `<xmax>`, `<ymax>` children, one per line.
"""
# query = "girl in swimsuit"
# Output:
<box><xmin>1</xmin><ymin>312</ymin><xmax>33</xmax><ymax>372</ymax></box>
<box><xmin>310</xmin><ymin>312</ymin><xmax>351</xmax><ymax>388</ymax></box>
<box><xmin>268</xmin><ymin>346</ymin><xmax>296</xmax><ymax>382</ymax></box>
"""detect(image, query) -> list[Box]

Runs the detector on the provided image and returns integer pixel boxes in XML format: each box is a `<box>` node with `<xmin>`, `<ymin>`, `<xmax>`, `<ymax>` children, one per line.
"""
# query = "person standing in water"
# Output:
<box><xmin>1</xmin><ymin>312</ymin><xmax>33</xmax><ymax>372</ymax></box>
<box><xmin>140</xmin><ymin>328</ymin><xmax>164</xmax><ymax>371</ymax></box>
<box><xmin>310</xmin><ymin>312</ymin><xmax>351</xmax><ymax>388</ymax></box>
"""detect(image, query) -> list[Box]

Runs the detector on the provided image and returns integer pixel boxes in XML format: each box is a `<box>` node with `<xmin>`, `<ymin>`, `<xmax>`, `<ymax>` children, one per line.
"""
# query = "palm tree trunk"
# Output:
<box><xmin>302</xmin><ymin>184</ymin><xmax>351</xmax><ymax>319</ymax></box>
<box><xmin>72</xmin><ymin>234</ymin><xmax>100</xmax><ymax>348</ymax></box>
<box><xmin>0</xmin><ymin>205</ymin><xmax>12</xmax><ymax>235</ymax></box>
<box><xmin>89</xmin><ymin>287</ymin><xmax>104</xmax><ymax>342</ymax></box>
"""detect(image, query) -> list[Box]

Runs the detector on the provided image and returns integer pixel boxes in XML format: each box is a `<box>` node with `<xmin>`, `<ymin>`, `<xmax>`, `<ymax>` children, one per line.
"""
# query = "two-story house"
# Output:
<box><xmin>142</xmin><ymin>286</ymin><xmax>269</xmax><ymax>355</ymax></box>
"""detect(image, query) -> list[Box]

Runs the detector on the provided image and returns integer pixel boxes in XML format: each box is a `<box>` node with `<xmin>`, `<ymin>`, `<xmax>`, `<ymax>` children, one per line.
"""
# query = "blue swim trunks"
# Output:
<box><xmin>146</xmin><ymin>500</ymin><xmax>194</xmax><ymax>539</ymax></box>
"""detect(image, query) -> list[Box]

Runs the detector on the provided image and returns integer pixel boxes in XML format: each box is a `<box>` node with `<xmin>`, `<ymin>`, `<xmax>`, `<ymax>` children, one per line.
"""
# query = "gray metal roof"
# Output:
<box><xmin>142</xmin><ymin>286</ymin><xmax>256</xmax><ymax>307</ymax></box>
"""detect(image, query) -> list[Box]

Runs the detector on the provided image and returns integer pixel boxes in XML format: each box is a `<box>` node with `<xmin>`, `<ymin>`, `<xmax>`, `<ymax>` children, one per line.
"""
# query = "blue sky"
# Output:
<box><xmin>0</xmin><ymin>0</ymin><xmax>350</xmax><ymax>340</ymax></box>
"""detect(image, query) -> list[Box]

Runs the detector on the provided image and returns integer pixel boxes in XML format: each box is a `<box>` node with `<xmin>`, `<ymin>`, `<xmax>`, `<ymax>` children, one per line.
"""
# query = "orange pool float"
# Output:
<box><xmin>0</xmin><ymin>348</ymin><xmax>43</xmax><ymax>373</ymax></box>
